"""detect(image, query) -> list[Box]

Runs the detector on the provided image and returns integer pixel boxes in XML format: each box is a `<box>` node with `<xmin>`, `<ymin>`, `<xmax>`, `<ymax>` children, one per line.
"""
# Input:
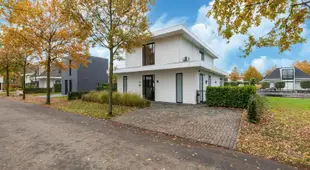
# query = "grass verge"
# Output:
<box><xmin>52</xmin><ymin>100</ymin><xmax>135</xmax><ymax>119</ymax></box>
<box><xmin>237</xmin><ymin>97</ymin><xmax>310</xmax><ymax>168</ymax></box>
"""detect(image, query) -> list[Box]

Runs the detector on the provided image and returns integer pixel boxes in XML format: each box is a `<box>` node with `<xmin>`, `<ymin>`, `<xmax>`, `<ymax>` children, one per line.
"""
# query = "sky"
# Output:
<box><xmin>90</xmin><ymin>0</ymin><xmax>310</xmax><ymax>75</ymax></box>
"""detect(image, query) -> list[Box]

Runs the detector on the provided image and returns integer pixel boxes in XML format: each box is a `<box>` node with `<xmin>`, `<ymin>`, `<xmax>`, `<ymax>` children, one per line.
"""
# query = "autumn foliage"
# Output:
<box><xmin>244</xmin><ymin>66</ymin><xmax>263</xmax><ymax>84</ymax></box>
<box><xmin>294</xmin><ymin>60</ymin><xmax>310</xmax><ymax>75</ymax></box>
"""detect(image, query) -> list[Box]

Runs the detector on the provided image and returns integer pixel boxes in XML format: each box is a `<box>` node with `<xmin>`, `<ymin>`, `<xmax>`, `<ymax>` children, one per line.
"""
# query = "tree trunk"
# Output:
<box><xmin>22</xmin><ymin>57</ymin><xmax>26</xmax><ymax>100</ymax></box>
<box><xmin>108</xmin><ymin>47</ymin><xmax>114</xmax><ymax>115</ymax></box>
<box><xmin>6</xmin><ymin>64</ymin><xmax>9</xmax><ymax>97</ymax></box>
<box><xmin>46</xmin><ymin>54</ymin><xmax>51</xmax><ymax>105</ymax></box>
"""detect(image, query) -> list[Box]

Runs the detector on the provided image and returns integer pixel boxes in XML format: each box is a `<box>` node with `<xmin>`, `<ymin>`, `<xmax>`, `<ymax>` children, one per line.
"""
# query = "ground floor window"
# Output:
<box><xmin>123</xmin><ymin>76</ymin><xmax>127</xmax><ymax>93</ymax></box>
<box><xmin>176</xmin><ymin>73</ymin><xmax>183</xmax><ymax>103</ymax></box>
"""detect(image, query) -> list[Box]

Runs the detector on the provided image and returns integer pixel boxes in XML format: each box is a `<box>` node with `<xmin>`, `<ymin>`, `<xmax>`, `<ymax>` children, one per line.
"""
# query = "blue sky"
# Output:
<box><xmin>91</xmin><ymin>0</ymin><xmax>310</xmax><ymax>75</ymax></box>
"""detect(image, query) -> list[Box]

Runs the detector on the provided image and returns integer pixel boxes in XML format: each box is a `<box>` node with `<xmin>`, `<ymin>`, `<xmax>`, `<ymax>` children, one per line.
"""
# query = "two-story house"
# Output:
<box><xmin>61</xmin><ymin>56</ymin><xmax>108</xmax><ymax>95</ymax></box>
<box><xmin>115</xmin><ymin>25</ymin><xmax>227</xmax><ymax>104</ymax></box>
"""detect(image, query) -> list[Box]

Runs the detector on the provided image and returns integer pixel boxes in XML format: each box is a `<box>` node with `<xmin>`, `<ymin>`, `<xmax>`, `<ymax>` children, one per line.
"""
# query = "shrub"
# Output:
<box><xmin>250</xmin><ymin>78</ymin><xmax>256</xmax><ymax>85</ymax></box>
<box><xmin>275</xmin><ymin>81</ymin><xmax>285</xmax><ymax>89</ymax></box>
<box><xmin>300</xmin><ymin>81</ymin><xmax>310</xmax><ymax>89</ymax></box>
<box><xmin>261</xmin><ymin>82</ymin><xmax>270</xmax><ymax>89</ymax></box>
<box><xmin>97</xmin><ymin>83</ymin><xmax>117</xmax><ymax>91</ymax></box>
<box><xmin>54</xmin><ymin>84</ymin><xmax>61</xmax><ymax>93</ymax></box>
<box><xmin>68</xmin><ymin>91</ymin><xmax>88</xmax><ymax>100</ymax></box>
<box><xmin>82</xmin><ymin>91</ymin><xmax>150</xmax><ymax>108</ymax></box>
<box><xmin>247</xmin><ymin>94</ymin><xmax>266</xmax><ymax>124</ymax></box>
<box><xmin>25</xmin><ymin>88</ymin><xmax>51</xmax><ymax>94</ymax></box>
<box><xmin>206</xmin><ymin>86</ymin><xmax>256</xmax><ymax>108</ymax></box>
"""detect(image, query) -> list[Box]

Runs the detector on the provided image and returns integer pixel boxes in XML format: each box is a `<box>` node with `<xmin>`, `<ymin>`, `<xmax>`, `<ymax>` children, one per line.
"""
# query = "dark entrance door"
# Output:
<box><xmin>143</xmin><ymin>75</ymin><xmax>155</xmax><ymax>101</ymax></box>
<box><xmin>65</xmin><ymin>80</ymin><xmax>68</xmax><ymax>95</ymax></box>
<box><xmin>199</xmin><ymin>73</ymin><xmax>204</xmax><ymax>103</ymax></box>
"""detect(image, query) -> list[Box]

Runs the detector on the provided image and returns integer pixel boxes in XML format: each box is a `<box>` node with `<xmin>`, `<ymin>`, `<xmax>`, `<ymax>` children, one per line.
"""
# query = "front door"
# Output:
<box><xmin>143</xmin><ymin>75</ymin><xmax>155</xmax><ymax>101</ymax></box>
<box><xmin>208</xmin><ymin>76</ymin><xmax>211</xmax><ymax>86</ymax></box>
<box><xmin>65</xmin><ymin>80</ymin><xmax>68</xmax><ymax>95</ymax></box>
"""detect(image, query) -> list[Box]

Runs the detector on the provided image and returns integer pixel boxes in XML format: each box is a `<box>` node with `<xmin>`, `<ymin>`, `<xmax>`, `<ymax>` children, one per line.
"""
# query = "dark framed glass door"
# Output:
<box><xmin>199</xmin><ymin>73</ymin><xmax>204</xmax><ymax>103</ymax></box>
<box><xmin>176</xmin><ymin>73</ymin><xmax>183</xmax><ymax>103</ymax></box>
<box><xmin>65</xmin><ymin>80</ymin><xmax>68</xmax><ymax>95</ymax></box>
<box><xmin>143</xmin><ymin>75</ymin><xmax>155</xmax><ymax>101</ymax></box>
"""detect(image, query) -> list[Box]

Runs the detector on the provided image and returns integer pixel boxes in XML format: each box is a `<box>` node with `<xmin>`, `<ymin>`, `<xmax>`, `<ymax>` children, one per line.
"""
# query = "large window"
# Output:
<box><xmin>200</xmin><ymin>51</ymin><xmax>204</xmax><ymax>61</ymax></box>
<box><xmin>143</xmin><ymin>43</ymin><xmax>155</xmax><ymax>66</ymax></box>
<box><xmin>123</xmin><ymin>76</ymin><xmax>127</xmax><ymax>93</ymax></box>
<box><xmin>282</xmin><ymin>69</ymin><xmax>294</xmax><ymax>80</ymax></box>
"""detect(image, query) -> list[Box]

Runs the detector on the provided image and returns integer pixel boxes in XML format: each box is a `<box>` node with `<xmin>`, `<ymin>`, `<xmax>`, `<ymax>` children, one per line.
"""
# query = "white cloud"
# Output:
<box><xmin>150</xmin><ymin>13</ymin><xmax>187</xmax><ymax>31</ymax></box>
<box><xmin>251</xmin><ymin>56</ymin><xmax>295</xmax><ymax>73</ymax></box>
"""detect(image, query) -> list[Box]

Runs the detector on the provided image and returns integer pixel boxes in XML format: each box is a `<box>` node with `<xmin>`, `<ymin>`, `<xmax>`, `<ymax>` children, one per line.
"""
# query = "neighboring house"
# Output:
<box><xmin>24</xmin><ymin>67</ymin><xmax>40</xmax><ymax>87</ymax></box>
<box><xmin>0</xmin><ymin>75</ymin><xmax>3</xmax><ymax>91</ymax></box>
<box><xmin>115</xmin><ymin>25</ymin><xmax>227</xmax><ymax>104</ymax></box>
<box><xmin>228</xmin><ymin>75</ymin><xmax>245</xmax><ymax>82</ymax></box>
<box><xmin>262</xmin><ymin>67</ymin><xmax>310</xmax><ymax>91</ymax></box>
<box><xmin>61</xmin><ymin>56</ymin><xmax>108</xmax><ymax>95</ymax></box>
<box><xmin>37</xmin><ymin>68</ymin><xmax>62</xmax><ymax>88</ymax></box>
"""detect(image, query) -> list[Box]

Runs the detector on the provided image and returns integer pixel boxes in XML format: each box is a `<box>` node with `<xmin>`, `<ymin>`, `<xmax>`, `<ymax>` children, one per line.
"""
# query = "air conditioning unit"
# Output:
<box><xmin>183</xmin><ymin>56</ymin><xmax>190</xmax><ymax>62</ymax></box>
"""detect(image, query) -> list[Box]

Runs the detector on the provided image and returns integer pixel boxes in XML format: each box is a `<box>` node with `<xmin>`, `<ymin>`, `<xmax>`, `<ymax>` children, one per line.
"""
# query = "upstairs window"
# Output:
<box><xmin>200</xmin><ymin>51</ymin><xmax>204</xmax><ymax>61</ymax></box>
<box><xmin>282</xmin><ymin>69</ymin><xmax>294</xmax><ymax>80</ymax></box>
<box><xmin>143</xmin><ymin>43</ymin><xmax>155</xmax><ymax>66</ymax></box>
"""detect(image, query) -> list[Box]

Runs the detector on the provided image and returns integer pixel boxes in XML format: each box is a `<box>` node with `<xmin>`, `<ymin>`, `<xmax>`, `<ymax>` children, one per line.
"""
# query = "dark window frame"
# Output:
<box><xmin>142</xmin><ymin>43</ymin><xmax>155</xmax><ymax>66</ymax></box>
<box><xmin>282</xmin><ymin>69</ymin><xmax>294</xmax><ymax>80</ymax></box>
<box><xmin>176</xmin><ymin>73</ymin><xmax>183</xmax><ymax>103</ymax></box>
<box><xmin>200</xmin><ymin>51</ymin><xmax>204</xmax><ymax>61</ymax></box>
<box><xmin>123</xmin><ymin>76</ymin><xmax>127</xmax><ymax>93</ymax></box>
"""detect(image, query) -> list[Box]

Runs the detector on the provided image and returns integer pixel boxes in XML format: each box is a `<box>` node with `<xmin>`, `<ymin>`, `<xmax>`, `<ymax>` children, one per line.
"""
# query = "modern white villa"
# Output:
<box><xmin>115</xmin><ymin>25</ymin><xmax>227</xmax><ymax>104</ymax></box>
<box><xmin>262</xmin><ymin>67</ymin><xmax>310</xmax><ymax>91</ymax></box>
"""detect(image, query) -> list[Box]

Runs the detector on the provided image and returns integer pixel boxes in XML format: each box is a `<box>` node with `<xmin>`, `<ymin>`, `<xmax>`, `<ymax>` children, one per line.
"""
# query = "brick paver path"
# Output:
<box><xmin>114</xmin><ymin>103</ymin><xmax>242</xmax><ymax>149</ymax></box>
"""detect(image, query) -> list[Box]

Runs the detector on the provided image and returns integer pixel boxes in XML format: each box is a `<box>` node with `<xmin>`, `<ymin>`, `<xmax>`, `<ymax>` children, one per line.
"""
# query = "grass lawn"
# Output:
<box><xmin>238</xmin><ymin>97</ymin><xmax>310</xmax><ymax>168</ymax></box>
<box><xmin>52</xmin><ymin>100</ymin><xmax>135</xmax><ymax>119</ymax></box>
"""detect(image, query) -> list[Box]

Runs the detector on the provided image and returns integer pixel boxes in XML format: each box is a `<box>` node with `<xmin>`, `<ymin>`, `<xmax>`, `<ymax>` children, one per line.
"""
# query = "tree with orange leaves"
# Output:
<box><xmin>294</xmin><ymin>60</ymin><xmax>310</xmax><ymax>75</ymax></box>
<box><xmin>229</xmin><ymin>66</ymin><xmax>240</xmax><ymax>81</ymax></box>
<box><xmin>7</xmin><ymin>0</ymin><xmax>90</xmax><ymax>104</ymax></box>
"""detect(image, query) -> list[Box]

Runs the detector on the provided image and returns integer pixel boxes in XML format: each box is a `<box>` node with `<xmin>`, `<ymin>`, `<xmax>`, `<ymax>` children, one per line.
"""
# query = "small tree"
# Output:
<box><xmin>229</xmin><ymin>66</ymin><xmax>240</xmax><ymax>81</ymax></box>
<box><xmin>261</xmin><ymin>82</ymin><xmax>270</xmax><ymax>89</ymax></box>
<box><xmin>275</xmin><ymin>82</ymin><xmax>285</xmax><ymax>90</ymax></box>
<box><xmin>249</xmin><ymin>78</ymin><xmax>256</xmax><ymax>86</ymax></box>
<box><xmin>300</xmin><ymin>81</ymin><xmax>310</xmax><ymax>90</ymax></box>
<box><xmin>244</xmin><ymin>66</ymin><xmax>263</xmax><ymax>83</ymax></box>
<box><xmin>66</xmin><ymin>0</ymin><xmax>153</xmax><ymax>115</ymax></box>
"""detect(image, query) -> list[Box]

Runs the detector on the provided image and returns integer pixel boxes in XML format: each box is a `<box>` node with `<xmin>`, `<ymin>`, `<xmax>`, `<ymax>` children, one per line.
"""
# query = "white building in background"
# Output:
<box><xmin>262</xmin><ymin>67</ymin><xmax>310</xmax><ymax>91</ymax></box>
<box><xmin>0</xmin><ymin>75</ymin><xmax>3</xmax><ymax>91</ymax></box>
<box><xmin>115</xmin><ymin>25</ymin><xmax>227</xmax><ymax>104</ymax></box>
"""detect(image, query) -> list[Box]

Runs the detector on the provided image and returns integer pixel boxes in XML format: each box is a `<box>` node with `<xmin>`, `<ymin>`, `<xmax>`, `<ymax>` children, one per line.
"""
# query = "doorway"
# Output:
<box><xmin>143</xmin><ymin>75</ymin><xmax>155</xmax><ymax>101</ymax></box>
<box><xmin>199</xmin><ymin>73</ymin><xmax>204</xmax><ymax>103</ymax></box>
<box><xmin>65</xmin><ymin>80</ymin><xmax>68</xmax><ymax>95</ymax></box>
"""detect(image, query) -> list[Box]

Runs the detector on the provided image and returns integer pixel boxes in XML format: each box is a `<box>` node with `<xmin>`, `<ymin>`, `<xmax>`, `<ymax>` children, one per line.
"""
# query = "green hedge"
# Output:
<box><xmin>54</xmin><ymin>84</ymin><xmax>61</xmax><ymax>93</ymax></box>
<box><xmin>82</xmin><ymin>91</ymin><xmax>150</xmax><ymax>108</ymax></box>
<box><xmin>68</xmin><ymin>91</ymin><xmax>88</xmax><ymax>100</ymax></box>
<box><xmin>247</xmin><ymin>95</ymin><xmax>266</xmax><ymax>124</ymax></box>
<box><xmin>25</xmin><ymin>88</ymin><xmax>52</xmax><ymax>94</ymax></box>
<box><xmin>224</xmin><ymin>81</ymin><xmax>249</xmax><ymax>86</ymax></box>
<box><xmin>206</xmin><ymin>86</ymin><xmax>256</xmax><ymax>108</ymax></box>
<box><xmin>275</xmin><ymin>81</ymin><xmax>285</xmax><ymax>89</ymax></box>
<box><xmin>300</xmin><ymin>81</ymin><xmax>310</xmax><ymax>89</ymax></box>
<box><xmin>261</xmin><ymin>82</ymin><xmax>270</xmax><ymax>89</ymax></box>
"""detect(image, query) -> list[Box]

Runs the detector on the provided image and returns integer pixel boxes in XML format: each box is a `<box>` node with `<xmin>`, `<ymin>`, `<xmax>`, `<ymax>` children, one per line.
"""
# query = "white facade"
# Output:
<box><xmin>115</xmin><ymin>25</ymin><xmax>227</xmax><ymax>104</ymax></box>
<box><xmin>0</xmin><ymin>76</ymin><xmax>3</xmax><ymax>91</ymax></box>
<box><xmin>38</xmin><ymin>77</ymin><xmax>61</xmax><ymax>88</ymax></box>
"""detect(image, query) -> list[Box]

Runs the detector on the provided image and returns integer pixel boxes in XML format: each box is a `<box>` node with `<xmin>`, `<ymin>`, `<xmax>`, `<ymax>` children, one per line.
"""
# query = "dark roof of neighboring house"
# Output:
<box><xmin>39</xmin><ymin>68</ymin><xmax>62</xmax><ymax>77</ymax></box>
<box><xmin>264</xmin><ymin>67</ymin><xmax>310</xmax><ymax>79</ymax></box>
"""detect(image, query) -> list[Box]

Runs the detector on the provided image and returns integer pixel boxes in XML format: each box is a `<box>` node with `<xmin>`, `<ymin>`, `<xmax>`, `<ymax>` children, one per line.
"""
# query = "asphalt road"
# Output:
<box><xmin>0</xmin><ymin>98</ymin><xmax>296</xmax><ymax>170</ymax></box>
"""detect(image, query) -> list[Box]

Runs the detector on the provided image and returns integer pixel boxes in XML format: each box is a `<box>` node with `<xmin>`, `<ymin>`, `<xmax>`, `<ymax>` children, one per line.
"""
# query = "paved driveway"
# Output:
<box><xmin>0</xmin><ymin>98</ymin><xmax>296</xmax><ymax>170</ymax></box>
<box><xmin>114</xmin><ymin>103</ymin><xmax>242</xmax><ymax>149</ymax></box>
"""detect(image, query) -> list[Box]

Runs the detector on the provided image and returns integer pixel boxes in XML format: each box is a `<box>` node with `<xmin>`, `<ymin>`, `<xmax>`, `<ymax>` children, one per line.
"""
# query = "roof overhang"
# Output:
<box><xmin>151</xmin><ymin>25</ymin><xmax>219</xmax><ymax>59</ymax></box>
<box><xmin>114</xmin><ymin>61</ymin><xmax>227</xmax><ymax>76</ymax></box>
